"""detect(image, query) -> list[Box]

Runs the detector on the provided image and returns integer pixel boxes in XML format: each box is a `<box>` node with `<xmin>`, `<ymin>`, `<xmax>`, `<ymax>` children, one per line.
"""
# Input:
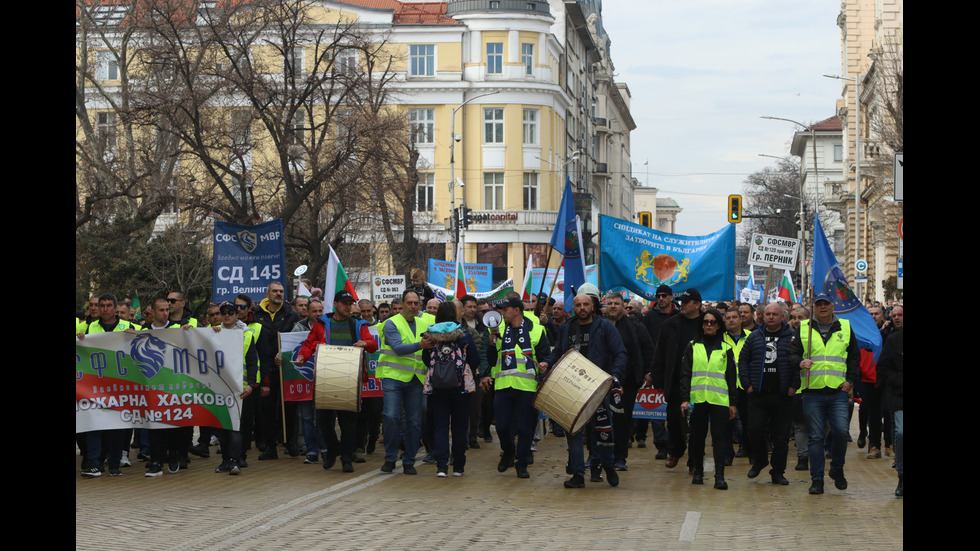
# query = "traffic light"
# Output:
<box><xmin>462</xmin><ymin>207</ymin><xmax>473</xmax><ymax>229</ymax></box>
<box><xmin>728</xmin><ymin>194</ymin><xmax>742</xmax><ymax>223</ymax></box>
<box><xmin>639</xmin><ymin>211</ymin><xmax>652</xmax><ymax>228</ymax></box>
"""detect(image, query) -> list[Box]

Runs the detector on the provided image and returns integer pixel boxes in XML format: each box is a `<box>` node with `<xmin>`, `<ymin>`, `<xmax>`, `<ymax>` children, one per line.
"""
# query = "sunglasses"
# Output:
<box><xmin>702</xmin><ymin>319</ymin><xmax>718</xmax><ymax>326</ymax></box>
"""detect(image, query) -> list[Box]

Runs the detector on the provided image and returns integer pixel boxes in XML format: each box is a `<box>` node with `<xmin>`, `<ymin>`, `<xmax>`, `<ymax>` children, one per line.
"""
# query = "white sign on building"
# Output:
<box><xmin>747</xmin><ymin>233</ymin><xmax>800</xmax><ymax>271</ymax></box>
<box><xmin>372</xmin><ymin>275</ymin><xmax>406</xmax><ymax>303</ymax></box>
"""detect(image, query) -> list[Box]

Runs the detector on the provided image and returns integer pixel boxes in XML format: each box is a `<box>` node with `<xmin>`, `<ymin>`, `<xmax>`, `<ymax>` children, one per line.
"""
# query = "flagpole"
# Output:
<box><xmin>534</xmin><ymin>248</ymin><xmax>554</xmax><ymax>317</ymax></box>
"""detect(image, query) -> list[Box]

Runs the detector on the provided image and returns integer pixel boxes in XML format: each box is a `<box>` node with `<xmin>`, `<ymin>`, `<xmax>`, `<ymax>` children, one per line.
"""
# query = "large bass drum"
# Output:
<box><xmin>533</xmin><ymin>349</ymin><xmax>613</xmax><ymax>435</ymax></box>
<box><xmin>313</xmin><ymin>344</ymin><xmax>363</xmax><ymax>412</ymax></box>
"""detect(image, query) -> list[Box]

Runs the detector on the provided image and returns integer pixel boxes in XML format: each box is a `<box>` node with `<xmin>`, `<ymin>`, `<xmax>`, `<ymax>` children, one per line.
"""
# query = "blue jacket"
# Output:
<box><xmin>737</xmin><ymin>321</ymin><xmax>801</xmax><ymax>395</ymax></box>
<box><xmin>545</xmin><ymin>316</ymin><xmax>627</xmax><ymax>381</ymax></box>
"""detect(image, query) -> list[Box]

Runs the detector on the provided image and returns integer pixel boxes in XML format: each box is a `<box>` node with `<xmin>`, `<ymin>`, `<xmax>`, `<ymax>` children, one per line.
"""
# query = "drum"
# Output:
<box><xmin>313</xmin><ymin>344</ymin><xmax>363</xmax><ymax>412</ymax></box>
<box><xmin>533</xmin><ymin>349</ymin><xmax>613</xmax><ymax>435</ymax></box>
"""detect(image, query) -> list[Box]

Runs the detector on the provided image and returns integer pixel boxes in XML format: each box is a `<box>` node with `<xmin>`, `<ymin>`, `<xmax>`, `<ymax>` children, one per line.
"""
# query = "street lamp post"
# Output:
<box><xmin>761</xmin><ymin>116</ymin><xmax>818</xmax><ymax>298</ymax></box>
<box><xmin>449</xmin><ymin>90</ymin><xmax>499</xmax><ymax>262</ymax></box>
<box><xmin>824</xmin><ymin>73</ymin><xmax>863</xmax><ymax>299</ymax></box>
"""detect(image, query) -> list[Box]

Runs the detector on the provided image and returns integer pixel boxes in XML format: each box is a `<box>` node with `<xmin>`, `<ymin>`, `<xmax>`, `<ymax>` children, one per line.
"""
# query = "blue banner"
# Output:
<box><xmin>812</xmin><ymin>213</ymin><xmax>882</xmax><ymax>361</ymax></box>
<box><xmin>598</xmin><ymin>215</ymin><xmax>735</xmax><ymax>301</ymax></box>
<box><xmin>550</xmin><ymin>177</ymin><xmax>586</xmax><ymax>309</ymax></box>
<box><xmin>212</xmin><ymin>219</ymin><xmax>287</xmax><ymax>304</ymax></box>
<box><xmin>427</xmin><ymin>258</ymin><xmax>492</xmax><ymax>295</ymax></box>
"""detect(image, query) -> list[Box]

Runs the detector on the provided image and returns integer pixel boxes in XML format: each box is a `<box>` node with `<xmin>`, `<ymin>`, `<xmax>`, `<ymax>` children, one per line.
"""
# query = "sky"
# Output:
<box><xmin>601</xmin><ymin>1</ymin><xmax>844</xmax><ymax>236</ymax></box>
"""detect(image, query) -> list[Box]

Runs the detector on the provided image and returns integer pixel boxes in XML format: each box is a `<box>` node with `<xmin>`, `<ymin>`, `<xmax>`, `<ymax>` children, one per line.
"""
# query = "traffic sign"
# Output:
<box><xmin>856</xmin><ymin>259</ymin><xmax>867</xmax><ymax>273</ymax></box>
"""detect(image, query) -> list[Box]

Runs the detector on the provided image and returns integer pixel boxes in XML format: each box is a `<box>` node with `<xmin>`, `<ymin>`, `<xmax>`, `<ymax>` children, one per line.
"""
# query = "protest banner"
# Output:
<box><xmin>599</xmin><ymin>215</ymin><xmax>735</xmax><ymax>301</ymax></box>
<box><xmin>633</xmin><ymin>388</ymin><xmax>667</xmax><ymax>420</ymax></box>
<box><xmin>428</xmin><ymin>258</ymin><xmax>492</xmax><ymax>294</ymax></box>
<box><xmin>280</xmin><ymin>332</ymin><xmax>314</xmax><ymax>402</ymax></box>
<box><xmin>213</xmin><ymin>219</ymin><xmax>287</xmax><ymax>305</ymax></box>
<box><xmin>76</xmin><ymin>328</ymin><xmax>244</xmax><ymax>433</ymax></box>
<box><xmin>372</xmin><ymin>275</ymin><xmax>406</xmax><ymax>303</ymax></box>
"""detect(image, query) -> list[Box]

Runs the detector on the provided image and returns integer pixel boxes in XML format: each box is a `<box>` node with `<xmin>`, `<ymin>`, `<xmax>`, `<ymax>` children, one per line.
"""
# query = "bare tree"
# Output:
<box><xmin>742</xmin><ymin>157</ymin><xmax>805</xmax><ymax>239</ymax></box>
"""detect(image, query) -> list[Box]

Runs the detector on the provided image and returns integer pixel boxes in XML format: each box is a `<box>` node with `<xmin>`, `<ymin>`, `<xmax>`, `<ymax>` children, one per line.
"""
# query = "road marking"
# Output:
<box><xmin>679</xmin><ymin>511</ymin><xmax>701</xmax><ymax>542</ymax></box>
<box><xmin>178</xmin><ymin>457</ymin><xmax>423</xmax><ymax>551</ymax></box>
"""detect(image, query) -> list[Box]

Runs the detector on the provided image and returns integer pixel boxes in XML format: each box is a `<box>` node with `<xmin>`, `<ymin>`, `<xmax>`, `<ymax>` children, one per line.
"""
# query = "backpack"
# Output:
<box><xmin>430</xmin><ymin>341</ymin><xmax>465</xmax><ymax>390</ymax></box>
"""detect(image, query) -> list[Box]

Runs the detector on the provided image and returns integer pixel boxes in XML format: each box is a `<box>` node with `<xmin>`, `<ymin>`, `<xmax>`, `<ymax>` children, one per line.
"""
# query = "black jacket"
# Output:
<box><xmin>738</xmin><ymin>322</ymin><xmax>802</xmax><ymax>395</ymax></box>
<box><xmin>612</xmin><ymin>315</ymin><xmax>655</xmax><ymax>387</ymax></box>
<box><xmin>651</xmin><ymin>313</ymin><xmax>703</xmax><ymax>396</ymax></box>
<box><xmin>876</xmin><ymin>329</ymin><xmax>903</xmax><ymax>412</ymax></box>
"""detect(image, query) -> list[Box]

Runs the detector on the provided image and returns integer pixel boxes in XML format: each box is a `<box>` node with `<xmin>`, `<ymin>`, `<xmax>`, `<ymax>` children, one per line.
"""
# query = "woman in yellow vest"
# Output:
<box><xmin>680</xmin><ymin>309</ymin><xmax>737</xmax><ymax>490</ymax></box>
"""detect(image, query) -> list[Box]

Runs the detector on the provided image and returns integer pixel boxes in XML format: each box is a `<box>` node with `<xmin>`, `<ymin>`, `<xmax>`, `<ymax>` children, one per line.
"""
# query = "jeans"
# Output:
<box><xmin>298</xmin><ymin>401</ymin><xmax>327</xmax><ymax>457</ymax></box>
<box><xmin>566</xmin><ymin>397</ymin><xmax>615</xmax><ymax>476</ymax></box>
<box><xmin>893</xmin><ymin>410</ymin><xmax>903</xmax><ymax>477</ymax></box>
<box><xmin>429</xmin><ymin>391</ymin><xmax>471</xmax><ymax>472</ymax></box>
<box><xmin>803</xmin><ymin>390</ymin><xmax>849</xmax><ymax>480</ymax></box>
<box><xmin>381</xmin><ymin>378</ymin><xmax>423</xmax><ymax>465</ymax></box>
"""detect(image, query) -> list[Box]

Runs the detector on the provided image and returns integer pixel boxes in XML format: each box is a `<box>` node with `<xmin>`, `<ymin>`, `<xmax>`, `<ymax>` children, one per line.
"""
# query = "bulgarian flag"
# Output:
<box><xmin>324</xmin><ymin>245</ymin><xmax>358</xmax><ymax>306</ymax></box>
<box><xmin>521</xmin><ymin>254</ymin><xmax>534</xmax><ymax>300</ymax></box>
<box><xmin>777</xmin><ymin>269</ymin><xmax>797</xmax><ymax>302</ymax></box>
<box><xmin>296</xmin><ymin>280</ymin><xmax>312</xmax><ymax>298</ymax></box>
<box><xmin>453</xmin><ymin>241</ymin><xmax>467</xmax><ymax>299</ymax></box>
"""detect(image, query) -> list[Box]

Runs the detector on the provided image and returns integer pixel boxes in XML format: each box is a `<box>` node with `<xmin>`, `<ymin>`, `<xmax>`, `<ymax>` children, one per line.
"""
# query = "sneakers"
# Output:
<box><xmin>867</xmin><ymin>447</ymin><xmax>881</xmax><ymax>459</ymax></box>
<box><xmin>829</xmin><ymin>469</ymin><xmax>848</xmax><ymax>490</ymax></box>
<box><xmin>168</xmin><ymin>459</ymin><xmax>180</xmax><ymax>474</ymax></box>
<box><xmin>452</xmin><ymin>470</ymin><xmax>464</xmax><ymax>477</ymax></box>
<box><xmin>380</xmin><ymin>461</ymin><xmax>396</xmax><ymax>473</ymax></box>
<box><xmin>564</xmin><ymin>474</ymin><xmax>585</xmax><ymax>488</ymax></box>
<box><xmin>81</xmin><ymin>467</ymin><xmax>102</xmax><ymax>478</ymax></box>
<box><xmin>108</xmin><ymin>466</ymin><xmax>122</xmax><ymax>477</ymax></box>
<box><xmin>422</xmin><ymin>455</ymin><xmax>436</xmax><ymax>464</ymax></box>
<box><xmin>637</xmin><ymin>440</ymin><xmax>647</xmax><ymax>449</ymax></box>
<box><xmin>215</xmin><ymin>462</ymin><xmax>231</xmax><ymax>473</ymax></box>
<box><xmin>403</xmin><ymin>464</ymin><xmax>417</xmax><ymax>475</ymax></box>
<box><xmin>304</xmin><ymin>455</ymin><xmax>319</xmax><ymax>464</ymax></box>
<box><xmin>210</xmin><ymin>434</ymin><xmax>220</xmax><ymax>446</ymax></box>
<box><xmin>437</xmin><ymin>471</ymin><xmax>448</xmax><ymax>478</ymax></box>
<box><xmin>614</xmin><ymin>460</ymin><xmax>628</xmax><ymax>471</ymax></box>
<box><xmin>885</xmin><ymin>445</ymin><xmax>894</xmax><ymax>457</ymax></box>
<box><xmin>119</xmin><ymin>454</ymin><xmax>131</xmax><ymax>468</ymax></box>
<box><xmin>145</xmin><ymin>463</ymin><xmax>163</xmax><ymax>477</ymax></box>
<box><xmin>229</xmin><ymin>462</ymin><xmax>241</xmax><ymax>476</ymax></box>
<box><xmin>604</xmin><ymin>465</ymin><xmax>619</xmax><ymax>487</ymax></box>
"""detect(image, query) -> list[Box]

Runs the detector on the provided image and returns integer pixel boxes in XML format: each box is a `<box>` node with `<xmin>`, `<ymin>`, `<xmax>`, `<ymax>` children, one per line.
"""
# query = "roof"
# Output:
<box><xmin>808</xmin><ymin>115</ymin><xmax>843</xmax><ymax>132</ymax></box>
<box><xmin>337</xmin><ymin>0</ymin><xmax>457</xmax><ymax>24</ymax></box>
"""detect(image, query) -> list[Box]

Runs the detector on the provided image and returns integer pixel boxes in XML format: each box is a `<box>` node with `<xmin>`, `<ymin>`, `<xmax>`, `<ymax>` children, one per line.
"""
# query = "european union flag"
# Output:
<box><xmin>811</xmin><ymin>213</ymin><xmax>882</xmax><ymax>361</ymax></box>
<box><xmin>549</xmin><ymin>177</ymin><xmax>586</xmax><ymax>308</ymax></box>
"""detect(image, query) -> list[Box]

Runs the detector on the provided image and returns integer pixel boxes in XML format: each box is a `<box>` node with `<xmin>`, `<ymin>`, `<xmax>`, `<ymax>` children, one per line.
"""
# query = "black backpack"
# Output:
<box><xmin>430</xmin><ymin>341</ymin><xmax>464</xmax><ymax>390</ymax></box>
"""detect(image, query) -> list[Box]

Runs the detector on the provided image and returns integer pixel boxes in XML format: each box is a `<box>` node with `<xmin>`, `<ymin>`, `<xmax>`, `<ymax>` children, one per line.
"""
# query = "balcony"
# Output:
<box><xmin>594</xmin><ymin>162</ymin><xmax>608</xmax><ymax>175</ymax></box>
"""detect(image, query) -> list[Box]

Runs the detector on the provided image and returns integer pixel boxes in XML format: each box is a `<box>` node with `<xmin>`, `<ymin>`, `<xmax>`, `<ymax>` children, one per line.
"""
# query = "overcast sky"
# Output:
<box><xmin>601</xmin><ymin>1</ymin><xmax>844</xmax><ymax>236</ymax></box>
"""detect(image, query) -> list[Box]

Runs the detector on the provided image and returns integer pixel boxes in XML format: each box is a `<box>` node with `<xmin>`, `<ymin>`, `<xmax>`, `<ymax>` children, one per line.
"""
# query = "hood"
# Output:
<box><xmin>427</xmin><ymin>327</ymin><xmax>465</xmax><ymax>343</ymax></box>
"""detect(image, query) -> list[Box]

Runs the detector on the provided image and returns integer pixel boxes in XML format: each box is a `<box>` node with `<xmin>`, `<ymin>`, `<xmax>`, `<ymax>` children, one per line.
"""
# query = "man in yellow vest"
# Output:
<box><xmin>377</xmin><ymin>289</ymin><xmax>434</xmax><ymax>474</ymax></box>
<box><xmin>481</xmin><ymin>296</ymin><xmax>549</xmax><ymax>480</ymax></box>
<box><xmin>792</xmin><ymin>293</ymin><xmax>859</xmax><ymax>495</ymax></box>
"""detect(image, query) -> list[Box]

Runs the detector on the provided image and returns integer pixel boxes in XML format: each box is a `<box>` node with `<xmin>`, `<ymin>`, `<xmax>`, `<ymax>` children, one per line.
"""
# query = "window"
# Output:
<box><xmin>523</xmin><ymin>109</ymin><xmax>538</xmax><ymax>145</ymax></box>
<box><xmin>487</xmin><ymin>42</ymin><xmax>502</xmax><ymax>74</ymax></box>
<box><xmin>484</xmin><ymin>173</ymin><xmax>504</xmax><ymax>210</ymax></box>
<box><xmin>833</xmin><ymin>144</ymin><xmax>843</xmax><ymax>162</ymax></box>
<box><xmin>409</xmin><ymin>108</ymin><xmax>434</xmax><ymax>144</ymax></box>
<box><xmin>416</xmin><ymin>173</ymin><xmax>434</xmax><ymax>211</ymax></box>
<box><xmin>96</xmin><ymin>51</ymin><xmax>119</xmax><ymax>81</ymax></box>
<box><xmin>284</xmin><ymin>47</ymin><xmax>304</xmax><ymax>76</ymax></box>
<box><xmin>484</xmin><ymin>108</ymin><xmax>504</xmax><ymax>143</ymax></box>
<box><xmin>97</xmin><ymin>112</ymin><xmax>117</xmax><ymax>153</ymax></box>
<box><xmin>230</xmin><ymin>110</ymin><xmax>252</xmax><ymax>149</ymax></box>
<box><xmin>335</xmin><ymin>50</ymin><xmax>357</xmax><ymax>75</ymax></box>
<box><xmin>286</xmin><ymin>112</ymin><xmax>304</xmax><ymax>146</ymax></box>
<box><xmin>409</xmin><ymin>44</ymin><xmax>434</xmax><ymax>77</ymax></box>
<box><xmin>521</xmin><ymin>43</ymin><xmax>534</xmax><ymax>75</ymax></box>
<box><xmin>523</xmin><ymin>173</ymin><xmax>538</xmax><ymax>210</ymax></box>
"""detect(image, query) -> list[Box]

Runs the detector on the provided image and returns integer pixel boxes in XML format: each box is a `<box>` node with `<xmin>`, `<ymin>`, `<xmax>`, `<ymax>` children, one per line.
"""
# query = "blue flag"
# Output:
<box><xmin>598</xmin><ymin>215</ymin><xmax>735</xmax><ymax>301</ymax></box>
<box><xmin>549</xmin><ymin>177</ymin><xmax>586</xmax><ymax>308</ymax></box>
<box><xmin>811</xmin><ymin>213</ymin><xmax>882</xmax><ymax>361</ymax></box>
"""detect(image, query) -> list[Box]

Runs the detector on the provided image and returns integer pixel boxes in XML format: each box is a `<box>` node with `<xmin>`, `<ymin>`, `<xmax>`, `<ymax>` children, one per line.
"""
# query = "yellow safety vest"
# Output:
<box><xmin>492</xmin><ymin>321</ymin><xmax>543</xmax><ymax>392</ymax></box>
<box><xmin>377</xmin><ymin>315</ymin><xmax>428</xmax><ymax>383</ymax></box>
<box><xmin>690</xmin><ymin>342</ymin><xmax>732</xmax><ymax>407</ymax></box>
<box><xmin>723</xmin><ymin>329</ymin><xmax>751</xmax><ymax>390</ymax></box>
<box><xmin>800</xmin><ymin>319</ymin><xmax>850</xmax><ymax>390</ymax></box>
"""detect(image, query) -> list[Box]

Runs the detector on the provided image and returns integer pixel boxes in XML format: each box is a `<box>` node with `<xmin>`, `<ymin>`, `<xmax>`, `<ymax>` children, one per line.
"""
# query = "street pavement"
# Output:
<box><xmin>76</xmin><ymin>416</ymin><xmax>903</xmax><ymax>550</ymax></box>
